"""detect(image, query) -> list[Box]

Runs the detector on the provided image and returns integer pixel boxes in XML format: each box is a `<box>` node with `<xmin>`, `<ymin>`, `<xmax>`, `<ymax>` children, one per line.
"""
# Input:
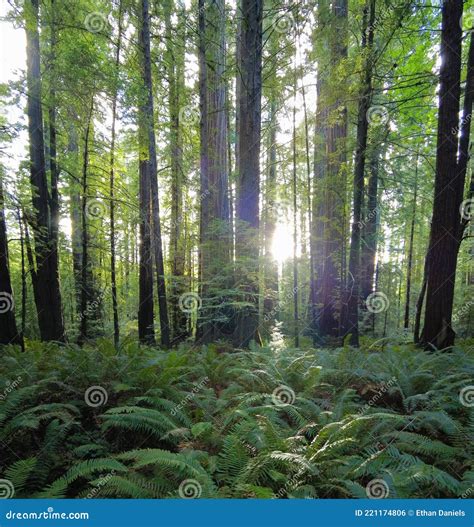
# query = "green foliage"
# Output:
<box><xmin>0</xmin><ymin>340</ymin><xmax>472</xmax><ymax>498</ymax></box>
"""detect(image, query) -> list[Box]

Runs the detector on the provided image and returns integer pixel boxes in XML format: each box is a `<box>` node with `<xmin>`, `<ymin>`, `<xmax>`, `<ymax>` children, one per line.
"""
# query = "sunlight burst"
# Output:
<box><xmin>271</xmin><ymin>222</ymin><xmax>294</xmax><ymax>264</ymax></box>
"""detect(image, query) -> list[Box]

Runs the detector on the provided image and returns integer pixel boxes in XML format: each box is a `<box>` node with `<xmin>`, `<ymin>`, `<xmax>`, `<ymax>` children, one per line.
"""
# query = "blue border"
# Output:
<box><xmin>1</xmin><ymin>499</ymin><xmax>472</xmax><ymax>526</ymax></box>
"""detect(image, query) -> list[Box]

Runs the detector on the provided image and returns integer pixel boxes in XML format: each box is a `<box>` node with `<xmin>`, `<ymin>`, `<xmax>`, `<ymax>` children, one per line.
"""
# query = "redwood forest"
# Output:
<box><xmin>0</xmin><ymin>0</ymin><xmax>473</xmax><ymax>500</ymax></box>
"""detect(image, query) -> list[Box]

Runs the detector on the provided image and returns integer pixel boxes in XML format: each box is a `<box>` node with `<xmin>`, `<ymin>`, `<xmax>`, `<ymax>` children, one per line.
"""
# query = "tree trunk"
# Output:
<box><xmin>0</xmin><ymin>179</ymin><xmax>20</xmax><ymax>345</ymax></box>
<box><xmin>262</xmin><ymin>5</ymin><xmax>279</xmax><ymax>334</ymax></box>
<box><xmin>263</xmin><ymin>97</ymin><xmax>279</xmax><ymax>328</ymax></box>
<box><xmin>421</xmin><ymin>0</ymin><xmax>464</xmax><ymax>349</ymax></box>
<box><xmin>302</xmin><ymin>79</ymin><xmax>317</xmax><ymax>344</ymax></box>
<box><xmin>18</xmin><ymin>209</ymin><xmax>26</xmax><ymax>349</ymax></box>
<box><xmin>360</xmin><ymin>142</ymin><xmax>382</xmax><ymax>301</ymax></box>
<box><xmin>310</xmin><ymin>73</ymin><xmax>327</xmax><ymax>342</ymax></box>
<box><xmin>458</xmin><ymin>32</ymin><xmax>474</xmax><ymax>239</ymax></box>
<box><xmin>139</xmin><ymin>0</ymin><xmax>170</xmax><ymax>347</ymax></box>
<box><xmin>319</xmin><ymin>0</ymin><xmax>348</xmax><ymax>339</ymax></box>
<box><xmin>292</xmin><ymin>77</ymin><xmax>299</xmax><ymax>348</ymax></box>
<box><xmin>24</xmin><ymin>0</ymin><xmax>65</xmax><ymax>341</ymax></box>
<box><xmin>340</xmin><ymin>0</ymin><xmax>375</xmax><ymax>346</ymax></box>
<box><xmin>234</xmin><ymin>0</ymin><xmax>263</xmax><ymax>348</ymax></box>
<box><xmin>109</xmin><ymin>0</ymin><xmax>123</xmax><ymax>348</ymax></box>
<box><xmin>197</xmin><ymin>0</ymin><xmax>232</xmax><ymax>343</ymax></box>
<box><xmin>78</xmin><ymin>100</ymin><xmax>94</xmax><ymax>346</ymax></box>
<box><xmin>164</xmin><ymin>0</ymin><xmax>188</xmax><ymax>344</ymax></box>
<box><xmin>403</xmin><ymin>154</ymin><xmax>418</xmax><ymax>329</ymax></box>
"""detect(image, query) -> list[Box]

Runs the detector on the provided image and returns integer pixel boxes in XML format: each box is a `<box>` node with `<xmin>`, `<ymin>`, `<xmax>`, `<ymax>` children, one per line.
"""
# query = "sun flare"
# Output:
<box><xmin>271</xmin><ymin>221</ymin><xmax>294</xmax><ymax>264</ymax></box>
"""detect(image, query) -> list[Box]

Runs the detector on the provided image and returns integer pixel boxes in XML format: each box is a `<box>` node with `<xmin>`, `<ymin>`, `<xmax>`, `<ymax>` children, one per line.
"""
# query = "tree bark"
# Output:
<box><xmin>403</xmin><ymin>154</ymin><xmax>418</xmax><ymax>329</ymax></box>
<box><xmin>292</xmin><ymin>77</ymin><xmax>299</xmax><ymax>348</ymax></box>
<box><xmin>319</xmin><ymin>0</ymin><xmax>348</xmax><ymax>338</ymax></box>
<box><xmin>340</xmin><ymin>0</ymin><xmax>375</xmax><ymax>346</ymax></box>
<box><xmin>0</xmin><ymin>179</ymin><xmax>20</xmax><ymax>345</ymax></box>
<box><xmin>24</xmin><ymin>0</ymin><xmax>65</xmax><ymax>342</ymax></box>
<box><xmin>139</xmin><ymin>0</ymin><xmax>170</xmax><ymax>347</ymax></box>
<box><xmin>109</xmin><ymin>0</ymin><xmax>123</xmax><ymax>348</ymax></box>
<box><xmin>197</xmin><ymin>0</ymin><xmax>232</xmax><ymax>343</ymax></box>
<box><xmin>234</xmin><ymin>0</ymin><xmax>263</xmax><ymax>348</ymax></box>
<box><xmin>421</xmin><ymin>0</ymin><xmax>465</xmax><ymax>349</ymax></box>
<box><xmin>263</xmin><ymin>97</ymin><xmax>279</xmax><ymax>327</ymax></box>
<box><xmin>164</xmin><ymin>0</ymin><xmax>188</xmax><ymax>344</ymax></box>
<box><xmin>78</xmin><ymin>100</ymin><xmax>94</xmax><ymax>346</ymax></box>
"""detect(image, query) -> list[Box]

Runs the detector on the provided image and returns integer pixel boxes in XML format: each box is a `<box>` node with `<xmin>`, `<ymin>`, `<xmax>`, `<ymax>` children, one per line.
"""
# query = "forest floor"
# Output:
<box><xmin>0</xmin><ymin>338</ymin><xmax>473</xmax><ymax>499</ymax></box>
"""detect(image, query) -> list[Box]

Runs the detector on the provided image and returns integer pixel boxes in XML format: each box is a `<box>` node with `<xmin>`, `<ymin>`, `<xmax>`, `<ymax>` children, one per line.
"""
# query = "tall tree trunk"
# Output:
<box><xmin>78</xmin><ymin>100</ymin><xmax>94</xmax><ymax>346</ymax></box>
<box><xmin>137</xmin><ymin>3</ymin><xmax>155</xmax><ymax>345</ymax></box>
<box><xmin>109</xmin><ymin>0</ymin><xmax>123</xmax><ymax>348</ymax></box>
<box><xmin>403</xmin><ymin>154</ymin><xmax>418</xmax><ymax>329</ymax></box>
<box><xmin>421</xmin><ymin>0</ymin><xmax>465</xmax><ymax>349</ymax></box>
<box><xmin>18</xmin><ymin>209</ymin><xmax>26</xmax><ymax>348</ymax></box>
<box><xmin>66</xmin><ymin>122</ymin><xmax>83</xmax><ymax>317</ymax></box>
<box><xmin>197</xmin><ymin>0</ymin><xmax>232</xmax><ymax>343</ymax></box>
<box><xmin>196</xmin><ymin>0</ymin><xmax>209</xmax><ymax>342</ymax></box>
<box><xmin>262</xmin><ymin>17</ymin><xmax>280</xmax><ymax>336</ymax></box>
<box><xmin>302</xmin><ymin>78</ymin><xmax>317</xmax><ymax>344</ymax></box>
<box><xmin>341</xmin><ymin>0</ymin><xmax>375</xmax><ymax>346</ymax></box>
<box><xmin>458</xmin><ymin>32</ymin><xmax>474</xmax><ymax>240</ymax></box>
<box><xmin>164</xmin><ymin>0</ymin><xmax>188</xmax><ymax>344</ymax></box>
<box><xmin>310</xmin><ymin>0</ymin><xmax>331</xmax><ymax>341</ymax></box>
<box><xmin>139</xmin><ymin>0</ymin><xmax>170</xmax><ymax>347</ymax></box>
<box><xmin>48</xmin><ymin>1</ymin><xmax>60</xmax><ymax>324</ymax></box>
<box><xmin>0</xmin><ymin>179</ymin><xmax>20</xmax><ymax>345</ymax></box>
<box><xmin>292</xmin><ymin>75</ymin><xmax>299</xmax><ymax>347</ymax></box>
<box><xmin>263</xmin><ymin>97</ymin><xmax>279</xmax><ymax>327</ymax></box>
<box><xmin>318</xmin><ymin>0</ymin><xmax>348</xmax><ymax>338</ymax></box>
<box><xmin>360</xmin><ymin>142</ymin><xmax>382</xmax><ymax>301</ymax></box>
<box><xmin>137</xmin><ymin>158</ymin><xmax>155</xmax><ymax>345</ymax></box>
<box><xmin>24</xmin><ymin>0</ymin><xmax>65</xmax><ymax>341</ymax></box>
<box><xmin>234</xmin><ymin>0</ymin><xmax>263</xmax><ymax>348</ymax></box>
<box><xmin>310</xmin><ymin>72</ymin><xmax>327</xmax><ymax>342</ymax></box>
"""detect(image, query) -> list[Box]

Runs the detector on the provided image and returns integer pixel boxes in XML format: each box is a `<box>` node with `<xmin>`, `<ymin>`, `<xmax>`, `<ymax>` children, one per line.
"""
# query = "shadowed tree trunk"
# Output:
<box><xmin>457</xmin><ymin>32</ymin><xmax>474</xmax><ymax>247</ymax></box>
<box><xmin>139</xmin><ymin>0</ymin><xmax>170</xmax><ymax>347</ymax></box>
<box><xmin>421</xmin><ymin>0</ymin><xmax>466</xmax><ymax>349</ymax></box>
<box><xmin>341</xmin><ymin>0</ymin><xmax>375</xmax><ymax>346</ymax></box>
<box><xmin>137</xmin><ymin>1</ymin><xmax>155</xmax><ymax>345</ymax></box>
<box><xmin>24</xmin><ymin>0</ymin><xmax>64</xmax><ymax>342</ymax></box>
<box><xmin>47</xmin><ymin>0</ymin><xmax>60</xmax><ymax>325</ymax></box>
<box><xmin>234</xmin><ymin>0</ymin><xmax>263</xmax><ymax>348</ymax></box>
<box><xmin>137</xmin><ymin>141</ymin><xmax>155</xmax><ymax>345</ymax></box>
<box><xmin>108</xmin><ymin>0</ymin><xmax>123</xmax><ymax>349</ymax></box>
<box><xmin>67</xmin><ymin>123</ymin><xmax>83</xmax><ymax>317</ymax></box>
<box><xmin>0</xmin><ymin>178</ymin><xmax>20</xmax><ymax>345</ymax></box>
<box><xmin>404</xmin><ymin>154</ymin><xmax>418</xmax><ymax>329</ymax></box>
<box><xmin>360</xmin><ymin>142</ymin><xmax>383</xmax><ymax>302</ymax></box>
<box><xmin>78</xmin><ymin>100</ymin><xmax>94</xmax><ymax>346</ymax></box>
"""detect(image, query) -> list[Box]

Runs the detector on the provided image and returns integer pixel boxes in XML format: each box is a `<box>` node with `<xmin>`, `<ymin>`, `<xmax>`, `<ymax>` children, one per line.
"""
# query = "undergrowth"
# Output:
<box><xmin>0</xmin><ymin>337</ymin><xmax>473</xmax><ymax>498</ymax></box>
